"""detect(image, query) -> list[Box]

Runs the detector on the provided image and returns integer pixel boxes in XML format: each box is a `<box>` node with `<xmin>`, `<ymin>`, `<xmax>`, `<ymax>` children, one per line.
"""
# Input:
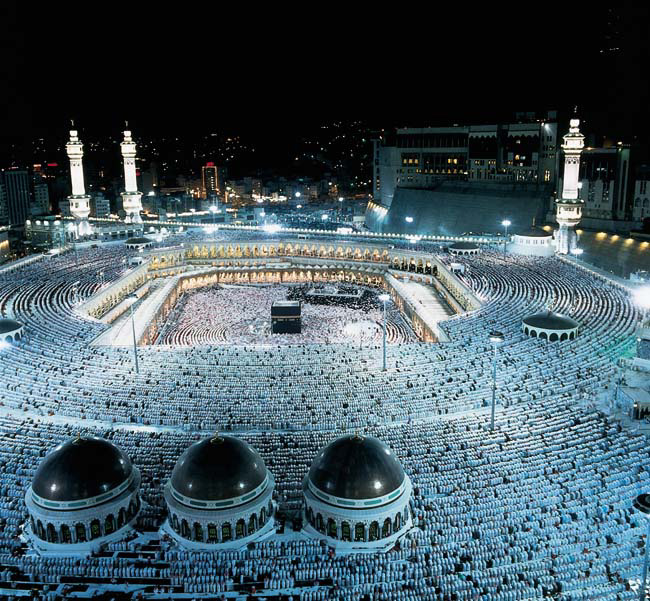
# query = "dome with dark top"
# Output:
<box><xmin>32</xmin><ymin>437</ymin><xmax>133</xmax><ymax>503</ymax></box>
<box><xmin>0</xmin><ymin>318</ymin><xmax>22</xmax><ymax>334</ymax></box>
<box><xmin>308</xmin><ymin>435</ymin><xmax>405</xmax><ymax>500</ymax></box>
<box><xmin>170</xmin><ymin>435</ymin><xmax>268</xmax><ymax>502</ymax></box>
<box><xmin>523</xmin><ymin>311</ymin><xmax>579</xmax><ymax>330</ymax></box>
<box><xmin>516</xmin><ymin>227</ymin><xmax>552</xmax><ymax>238</ymax></box>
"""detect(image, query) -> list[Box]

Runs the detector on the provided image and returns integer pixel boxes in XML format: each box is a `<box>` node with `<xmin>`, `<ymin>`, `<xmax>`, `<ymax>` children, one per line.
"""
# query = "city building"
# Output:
<box><xmin>366</xmin><ymin>113</ymin><xmax>558</xmax><ymax>236</ymax></box>
<box><xmin>201</xmin><ymin>162</ymin><xmax>219</xmax><ymax>198</ymax></box>
<box><xmin>1</xmin><ymin>168</ymin><xmax>31</xmax><ymax>226</ymax></box>
<box><xmin>632</xmin><ymin>166</ymin><xmax>650</xmax><ymax>223</ymax></box>
<box><xmin>556</xmin><ymin>144</ymin><xmax>632</xmax><ymax>222</ymax></box>
<box><xmin>0</xmin><ymin>226</ymin><xmax>9</xmax><ymax>262</ymax></box>
<box><xmin>90</xmin><ymin>193</ymin><xmax>111</xmax><ymax>218</ymax></box>
<box><xmin>372</xmin><ymin>113</ymin><xmax>558</xmax><ymax>208</ymax></box>
<box><xmin>0</xmin><ymin>177</ymin><xmax>7</xmax><ymax>225</ymax></box>
<box><xmin>31</xmin><ymin>173</ymin><xmax>50</xmax><ymax>216</ymax></box>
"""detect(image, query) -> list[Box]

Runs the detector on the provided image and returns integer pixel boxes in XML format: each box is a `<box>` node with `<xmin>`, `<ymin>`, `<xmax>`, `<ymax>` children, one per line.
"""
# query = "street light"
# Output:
<box><xmin>501</xmin><ymin>220</ymin><xmax>511</xmax><ymax>258</ymax></box>
<box><xmin>633</xmin><ymin>494</ymin><xmax>650</xmax><ymax>601</ymax></box>
<box><xmin>128</xmin><ymin>293</ymin><xmax>139</xmax><ymax>374</ymax></box>
<box><xmin>634</xmin><ymin>286</ymin><xmax>650</xmax><ymax>328</ymax></box>
<box><xmin>67</xmin><ymin>223</ymin><xmax>79</xmax><ymax>266</ymax></box>
<box><xmin>489</xmin><ymin>331</ymin><xmax>505</xmax><ymax>431</ymax></box>
<box><xmin>379</xmin><ymin>293</ymin><xmax>390</xmax><ymax>371</ymax></box>
<box><xmin>570</xmin><ymin>248</ymin><xmax>584</xmax><ymax>284</ymax></box>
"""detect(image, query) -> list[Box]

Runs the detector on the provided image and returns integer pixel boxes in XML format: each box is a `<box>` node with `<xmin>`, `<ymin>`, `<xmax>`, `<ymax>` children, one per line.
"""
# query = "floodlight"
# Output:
<box><xmin>633</xmin><ymin>286</ymin><xmax>650</xmax><ymax>311</ymax></box>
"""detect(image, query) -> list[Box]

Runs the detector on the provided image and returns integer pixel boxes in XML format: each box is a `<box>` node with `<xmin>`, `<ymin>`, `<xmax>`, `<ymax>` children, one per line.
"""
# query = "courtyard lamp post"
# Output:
<box><xmin>379</xmin><ymin>293</ymin><xmax>390</xmax><ymax>371</ymax></box>
<box><xmin>571</xmin><ymin>247</ymin><xmax>583</xmax><ymax>271</ymax></box>
<box><xmin>633</xmin><ymin>494</ymin><xmax>650</xmax><ymax>601</ymax></box>
<box><xmin>67</xmin><ymin>223</ymin><xmax>79</xmax><ymax>267</ymax></box>
<box><xmin>501</xmin><ymin>220</ymin><xmax>511</xmax><ymax>258</ymax></box>
<box><xmin>489</xmin><ymin>330</ymin><xmax>505</xmax><ymax>430</ymax></box>
<box><xmin>633</xmin><ymin>286</ymin><xmax>650</xmax><ymax>328</ymax></box>
<box><xmin>128</xmin><ymin>293</ymin><xmax>140</xmax><ymax>375</ymax></box>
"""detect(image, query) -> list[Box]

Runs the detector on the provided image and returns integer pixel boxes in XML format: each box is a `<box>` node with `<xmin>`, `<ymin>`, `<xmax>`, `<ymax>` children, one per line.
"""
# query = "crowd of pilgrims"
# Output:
<box><xmin>159</xmin><ymin>284</ymin><xmax>415</xmax><ymax>347</ymax></box>
<box><xmin>0</xmin><ymin>229</ymin><xmax>646</xmax><ymax>600</ymax></box>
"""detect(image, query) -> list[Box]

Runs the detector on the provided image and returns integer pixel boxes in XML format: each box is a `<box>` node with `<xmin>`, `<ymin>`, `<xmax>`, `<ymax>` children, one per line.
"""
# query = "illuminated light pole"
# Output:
<box><xmin>210</xmin><ymin>204</ymin><xmax>218</xmax><ymax>225</ymax></box>
<box><xmin>379</xmin><ymin>293</ymin><xmax>390</xmax><ymax>371</ymax></box>
<box><xmin>571</xmin><ymin>246</ymin><xmax>583</xmax><ymax>265</ymax></box>
<box><xmin>634</xmin><ymin>288</ymin><xmax>650</xmax><ymax>359</ymax></box>
<box><xmin>489</xmin><ymin>331</ymin><xmax>505</xmax><ymax>431</ymax></box>
<box><xmin>128</xmin><ymin>293</ymin><xmax>139</xmax><ymax>374</ymax></box>
<box><xmin>634</xmin><ymin>286</ymin><xmax>650</xmax><ymax>326</ymax></box>
<box><xmin>67</xmin><ymin>223</ymin><xmax>79</xmax><ymax>267</ymax></box>
<box><xmin>633</xmin><ymin>494</ymin><xmax>650</xmax><ymax>601</ymax></box>
<box><xmin>71</xmin><ymin>282</ymin><xmax>80</xmax><ymax>306</ymax></box>
<box><xmin>501</xmin><ymin>220</ymin><xmax>511</xmax><ymax>258</ymax></box>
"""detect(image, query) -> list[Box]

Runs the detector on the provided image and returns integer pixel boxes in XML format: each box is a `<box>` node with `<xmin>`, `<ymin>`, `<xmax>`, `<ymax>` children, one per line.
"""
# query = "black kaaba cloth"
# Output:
<box><xmin>271</xmin><ymin>300</ymin><xmax>301</xmax><ymax>334</ymax></box>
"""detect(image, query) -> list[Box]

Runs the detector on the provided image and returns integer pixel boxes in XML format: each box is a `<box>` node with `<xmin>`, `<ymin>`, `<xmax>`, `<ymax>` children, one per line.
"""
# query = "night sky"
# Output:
<box><xmin>1</xmin><ymin>3</ymin><xmax>648</xmax><ymax>153</ymax></box>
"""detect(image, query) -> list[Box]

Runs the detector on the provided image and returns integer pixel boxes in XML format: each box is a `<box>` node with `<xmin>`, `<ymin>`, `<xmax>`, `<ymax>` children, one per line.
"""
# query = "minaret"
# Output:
<box><xmin>555</xmin><ymin>118</ymin><xmax>585</xmax><ymax>254</ymax></box>
<box><xmin>65</xmin><ymin>129</ymin><xmax>92</xmax><ymax>237</ymax></box>
<box><xmin>120</xmin><ymin>129</ymin><xmax>143</xmax><ymax>223</ymax></box>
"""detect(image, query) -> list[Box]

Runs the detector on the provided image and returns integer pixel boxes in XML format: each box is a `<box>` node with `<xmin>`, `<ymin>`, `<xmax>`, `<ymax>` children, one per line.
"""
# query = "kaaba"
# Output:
<box><xmin>271</xmin><ymin>300</ymin><xmax>301</xmax><ymax>334</ymax></box>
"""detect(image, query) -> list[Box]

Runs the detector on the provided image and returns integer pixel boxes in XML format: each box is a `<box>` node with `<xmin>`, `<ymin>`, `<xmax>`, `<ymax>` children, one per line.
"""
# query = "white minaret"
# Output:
<box><xmin>555</xmin><ymin>118</ymin><xmax>585</xmax><ymax>254</ymax></box>
<box><xmin>120</xmin><ymin>129</ymin><xmax>143</xmax><ymax>223</ymax></box>
<box><xmin>65</xmin><ymin>129</ymin><xmax>92</xmax><ymax>237</ymax></box>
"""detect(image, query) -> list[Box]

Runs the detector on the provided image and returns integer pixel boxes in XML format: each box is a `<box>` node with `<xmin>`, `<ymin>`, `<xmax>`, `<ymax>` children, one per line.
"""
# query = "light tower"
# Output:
<box><xmin>120</xmin><ymin>129</ymin><xmax>143</xmax><ymax>223</ymax></box>
<box><xmin>555</xmin><ymin>118</ymin><xmax>585</xmax><ymax>254</ymax></box>
<box><xmin>65</xmin><ymin>129</ymin><xmax>92</xmax><ymax>237</ymax></box>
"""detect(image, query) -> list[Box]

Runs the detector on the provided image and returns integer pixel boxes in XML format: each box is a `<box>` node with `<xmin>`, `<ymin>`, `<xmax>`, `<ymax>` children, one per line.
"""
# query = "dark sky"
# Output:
<box><xmin>1</xmin><ymin>3</ymin><xmax>648</xmax><ymax>146</ymax></box>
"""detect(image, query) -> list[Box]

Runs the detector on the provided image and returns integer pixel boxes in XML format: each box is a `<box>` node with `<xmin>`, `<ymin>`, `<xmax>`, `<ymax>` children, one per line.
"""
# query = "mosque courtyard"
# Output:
<box><xmin>0</xmin><ymin>227</ymin><xmax>648</xmax><ymax>600</ymax></box>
